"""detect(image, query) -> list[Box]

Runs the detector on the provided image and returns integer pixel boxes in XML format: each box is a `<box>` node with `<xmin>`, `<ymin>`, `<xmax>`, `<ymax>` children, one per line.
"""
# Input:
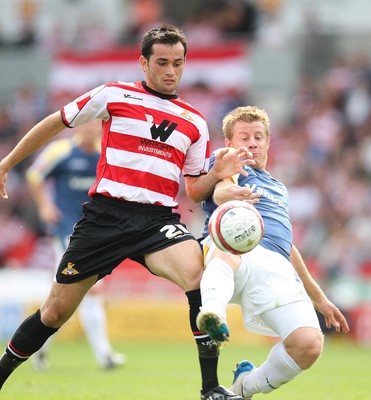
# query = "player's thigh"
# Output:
<box><xmin>145</xmin><ymin>239</ymin><xmax>204</xmax><ymax>291</ymax></box>
<box><xmin>261</xmin><ymin>301</ymin><xmax>321</xmax><ymax>341</ymax></box>
<box><xmin>40</xmin><ymin>275</ymin><xmax>98</xmax><ymax>327</ymax></box>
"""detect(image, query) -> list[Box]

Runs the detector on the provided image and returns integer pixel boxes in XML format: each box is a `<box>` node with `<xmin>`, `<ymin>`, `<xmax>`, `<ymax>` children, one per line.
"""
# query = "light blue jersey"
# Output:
<box><xmin>202</xmin><ymin>153</ymin><xmax>293</xmax><ymax>260</ymax></box>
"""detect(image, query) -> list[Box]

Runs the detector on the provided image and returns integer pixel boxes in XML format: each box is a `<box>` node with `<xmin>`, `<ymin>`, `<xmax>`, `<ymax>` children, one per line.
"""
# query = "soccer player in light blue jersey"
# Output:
<box><xmin>197</xmin><ymin>106</ymin><xmax>349</xmax><ymax>399</ymax></box>
<box><xmin>26</xmin><ymin>120</ymin><xmax>125</xmax><ymax>370</ymax></box>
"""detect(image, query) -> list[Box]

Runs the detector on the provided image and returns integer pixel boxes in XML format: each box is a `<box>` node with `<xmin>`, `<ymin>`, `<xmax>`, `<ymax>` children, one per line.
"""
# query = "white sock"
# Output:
<box><xmin>200</xmin><ymin>258</ymin><xmax>235</xmax><ymax>320</ymax></box>
<box><xmin>78</xmin><ymin>294</ymin><xmax>113</xmax><ymax>365</ymax></box>
<box><xmin>243</xmin><ymin>342</ymin><xmax>303</xmax><ymax>396</ymax></box>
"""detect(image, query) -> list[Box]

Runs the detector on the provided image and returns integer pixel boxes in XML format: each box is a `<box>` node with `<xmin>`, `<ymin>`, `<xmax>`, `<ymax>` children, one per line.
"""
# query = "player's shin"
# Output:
<box><xmin>0</xmin><ymin>309</ymin><xmax>58</xmax><ymax>389</ymax></box>
<box><xmin>196</xmin><ymin>258</ymin><xmax>235</xmax><ymax>344</ymax></box>
<box><xmin>200</xmin><ymin>257</ymin><xmax>235</xmax><ymax>318</ymax></box>
<box><xmin>186</xmin><ymin>289</ymin><xmax>219</xmax><ymax>394</ymax></box>
<box><xmin>245</xmin><ymin>342</ymin><xmax>302</xmax><ymax>396</ymax></box>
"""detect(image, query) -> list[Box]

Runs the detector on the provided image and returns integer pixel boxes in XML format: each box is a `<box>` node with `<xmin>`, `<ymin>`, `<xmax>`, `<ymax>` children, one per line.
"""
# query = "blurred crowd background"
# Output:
<box><xmin>1</xmin><ymin>0</ymin><xmax>371</xmax><ymax>343</ymax></box>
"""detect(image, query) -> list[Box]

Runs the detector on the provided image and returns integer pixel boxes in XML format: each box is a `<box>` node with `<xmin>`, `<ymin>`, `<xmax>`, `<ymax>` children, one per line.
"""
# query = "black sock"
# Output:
<box><xmin>186</xmin><ymin>289</ymin><xmax>219</xmax><ymax>394</ymax></box>
<box><xmin>0</xmin><ymin>309</ymin><xmax>58</xmax><ymax>389</ymax></box>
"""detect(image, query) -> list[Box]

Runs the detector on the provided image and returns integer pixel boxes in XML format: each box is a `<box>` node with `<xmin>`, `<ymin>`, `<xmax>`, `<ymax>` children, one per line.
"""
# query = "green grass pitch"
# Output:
<box><xmin>0</xmin><ymin>338</ymin><xmax>370</xmax><ymax>399</ymax></box>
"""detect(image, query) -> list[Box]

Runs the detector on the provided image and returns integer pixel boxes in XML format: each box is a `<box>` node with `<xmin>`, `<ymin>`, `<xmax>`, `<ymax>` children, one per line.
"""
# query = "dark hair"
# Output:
<box><xmin>141</xmin><ymin>25</ymin><xmax>188</xmax><ymax>59</ymax></box>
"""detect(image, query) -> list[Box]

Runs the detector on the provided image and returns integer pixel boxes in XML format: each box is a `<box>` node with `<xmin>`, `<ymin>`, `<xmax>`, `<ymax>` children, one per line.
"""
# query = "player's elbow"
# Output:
<box><xmin>184</xmin><ymin>177</ymin><xmax>212</xmax><ymax>203</ymax></box>
<box><xmin>186</xmin><ymin>184</ymin><xmax>213</xmax><ymax>203</ymax></box>
<box><xmin>186</xmin><ymin>188</ymin><xmax>204</xmax><ymax>203</ymax></box>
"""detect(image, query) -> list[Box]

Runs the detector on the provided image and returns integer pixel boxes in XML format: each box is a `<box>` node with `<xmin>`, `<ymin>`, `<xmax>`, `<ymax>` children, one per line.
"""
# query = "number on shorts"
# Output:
<box><xmin>160</xmin><ymin>224</ymin><xmax>190</xmax><ymax>239</ymax></box>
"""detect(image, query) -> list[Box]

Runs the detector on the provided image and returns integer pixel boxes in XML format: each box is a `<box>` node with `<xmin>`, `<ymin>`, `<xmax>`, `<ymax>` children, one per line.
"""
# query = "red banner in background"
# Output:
<box><xmin>49</xmin><ymin>41</ymin><xmax>250</xmax><ymax>105</ymax></box>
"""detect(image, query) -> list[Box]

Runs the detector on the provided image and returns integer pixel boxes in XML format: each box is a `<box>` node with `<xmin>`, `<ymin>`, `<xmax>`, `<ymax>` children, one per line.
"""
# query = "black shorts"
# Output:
<box><xmin>56</xmin><ymin>194</ymin><xmax>196</xmax><ymax>283</ymax></box>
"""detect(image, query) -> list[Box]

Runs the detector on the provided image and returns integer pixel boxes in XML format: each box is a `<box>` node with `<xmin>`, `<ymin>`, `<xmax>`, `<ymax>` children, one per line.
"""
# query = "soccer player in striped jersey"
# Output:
<box><xmin>197</xmin><ymin>106</ymin><xmax>349</xmax><ymax>399</ymax></box>
<box><xmin>26</xmin><ymin>120</ymin><xmax>125</xmax><ymax>370</ymax></box>
<box><xmin>0</xmin><ymin>25</ymin><xmax>252</xmax><ymax>399</ymax></box>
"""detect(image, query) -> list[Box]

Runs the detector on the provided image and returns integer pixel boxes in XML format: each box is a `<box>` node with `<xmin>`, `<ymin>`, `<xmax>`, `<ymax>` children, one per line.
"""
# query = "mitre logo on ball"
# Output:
<box><xmin>208</xmin><ymin>200</ymin><xmax>264</xmax><ymax>255</ymax></box>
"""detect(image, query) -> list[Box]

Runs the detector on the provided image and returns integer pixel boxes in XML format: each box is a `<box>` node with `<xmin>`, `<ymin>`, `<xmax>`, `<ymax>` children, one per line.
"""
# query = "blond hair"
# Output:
<box><xmin>222</xmin><ymin>106</ymin><xmax>270</xmax><ymax>140</ymax></box>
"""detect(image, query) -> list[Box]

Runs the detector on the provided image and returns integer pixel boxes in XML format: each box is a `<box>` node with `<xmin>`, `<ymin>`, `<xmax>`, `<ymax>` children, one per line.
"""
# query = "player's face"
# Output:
<box><xmin>140</xmin><ymin>43</ymin><xmax>185</xmax><ymax>95</ymax></box>
<box><xmin>226</xmin><ymin>120</ymin><xmax>270</xmax><ymax>170</ymax></box>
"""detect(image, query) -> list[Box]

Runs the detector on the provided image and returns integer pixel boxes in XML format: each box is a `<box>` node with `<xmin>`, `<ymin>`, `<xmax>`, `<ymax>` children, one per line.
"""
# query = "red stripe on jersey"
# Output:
<box><xmin>107</xmin><ymin>101</ymin><xmax>146</xmax><ymax>122</ymax></box>
<box><xmin>108</xmin><ymin>131</ymin><xmax>186</xmax><ymax>167</ymax></box>
<box><xmin>206</xmin><ymin>139</ymin><xmax>211</xmax><ymax>158</ymax></box>
<box><xmin>76</xmin><ymin>95</ymin><xmax>92</xmax><ymax>111</ymax></box>
<box><xmin>104</xmin><ymin>164</ymin><xmax>179</xmax><ymax>197</ymax></box>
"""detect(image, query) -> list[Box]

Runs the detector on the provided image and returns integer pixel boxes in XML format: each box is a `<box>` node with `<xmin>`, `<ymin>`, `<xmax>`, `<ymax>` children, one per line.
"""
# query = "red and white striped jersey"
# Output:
<box><xmin>61</xmin><ymin>81</ymin><xmax>211</xmax><ymax>207</ymax></box>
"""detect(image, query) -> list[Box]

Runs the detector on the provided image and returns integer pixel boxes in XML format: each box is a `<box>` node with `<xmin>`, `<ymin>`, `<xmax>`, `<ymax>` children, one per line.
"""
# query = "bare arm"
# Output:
<box><xmin>0</xmin><ymin>111</ymin><xmax>66</xmax><ymax>199</ymax></box>
<box><xmin>290</xmin><ymin>244</ymin><xmax>350</xmax><ymax>334</ymax></box>
<box><xmin>185</xmin><ymin>147</ymin><xmax>254</xmax><ymax>203</ymax></box>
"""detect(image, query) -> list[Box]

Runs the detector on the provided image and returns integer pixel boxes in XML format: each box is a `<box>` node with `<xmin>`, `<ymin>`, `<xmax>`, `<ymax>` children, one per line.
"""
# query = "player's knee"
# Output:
<box><xmin>301</xmin><ymin>331</ymin><xmax>323</xmax><ymax>368</ymax></box>
<box><xmin>186</xmin><ymin>267</ymin><xmax>204</xmax><ymax>290</ymax></box>
<box><xmin>285</xmin><ymin>328</ymin><xmax>323</xmax><ymax>369</ymax></box>
<box><xmin>39</xmin><ymin>304</ymin><xmax>70</xmax><ymax>328</ymax></box>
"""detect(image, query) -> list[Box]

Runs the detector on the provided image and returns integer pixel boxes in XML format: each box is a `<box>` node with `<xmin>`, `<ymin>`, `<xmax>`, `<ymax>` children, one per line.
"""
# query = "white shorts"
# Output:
<box><xmin>203</xmin><ymin>239</ymin><xmax>321</xmax><ymax>338</ymax></box>
<box><xmin>260</xmin><ymin>301</ymin><xmax>321</xmax><ymax>340</ymax></box>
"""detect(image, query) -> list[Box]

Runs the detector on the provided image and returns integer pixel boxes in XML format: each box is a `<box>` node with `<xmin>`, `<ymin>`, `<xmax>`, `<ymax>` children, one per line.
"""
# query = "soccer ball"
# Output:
<box><xmin>208</xmin><ymin>200</ymin><xmax>264</xmax><ymax>255</ymax></box>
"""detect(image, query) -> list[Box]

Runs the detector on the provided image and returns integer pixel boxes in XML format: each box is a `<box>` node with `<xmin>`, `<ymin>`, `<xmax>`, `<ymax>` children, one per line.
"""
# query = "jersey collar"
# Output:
<box><xmin>141</xmin><ymin>81</ymin><xmax>178</xmax><ymax>100</ymax></box>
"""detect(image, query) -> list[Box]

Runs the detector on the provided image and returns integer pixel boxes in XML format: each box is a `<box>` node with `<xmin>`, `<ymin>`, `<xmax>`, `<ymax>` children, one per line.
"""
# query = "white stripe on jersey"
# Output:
<box><xmin>106</xmin><ymin>147</ymin><xmax>180</xmax><ymax>180</ymax></box>
<box><xmin>96</xmin><ymin>177</ymin><xmax>175</xmax><ymax>206</ymax></box>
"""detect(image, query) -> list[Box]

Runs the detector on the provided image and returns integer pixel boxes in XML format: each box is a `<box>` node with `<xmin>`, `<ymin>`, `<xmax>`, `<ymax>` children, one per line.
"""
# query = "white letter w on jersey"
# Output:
<box><xmin>146</xmin><ymin>114</ymin><xmax>178</xmax><ymax>142</ymax></box>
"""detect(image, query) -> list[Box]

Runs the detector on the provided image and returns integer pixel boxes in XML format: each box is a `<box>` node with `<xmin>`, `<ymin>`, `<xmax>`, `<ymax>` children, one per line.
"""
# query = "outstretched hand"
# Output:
<box><xmin>314</xmin><ymin>296</ymin><xmax>350</xmax><ymax>334</ymax></box>
<box><xmin>213</xmin><ymin>147</ymin><xmax>254</xmax><ymax>181</ymax></box>
<box><xmin>213</xmin><ymin>183</ymin><xmax>261</xmax><ymax>205</ymax></box>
